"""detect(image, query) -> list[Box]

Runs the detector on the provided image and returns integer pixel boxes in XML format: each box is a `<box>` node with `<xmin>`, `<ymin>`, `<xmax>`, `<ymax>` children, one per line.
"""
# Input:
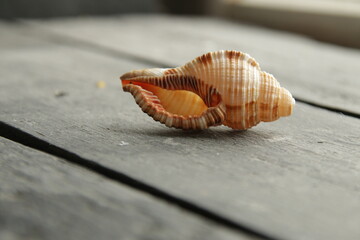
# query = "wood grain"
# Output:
<box><xmin>1</xmin><ymin>19</ymin><xmax>360</xmax><ymax>240</ymax></box>
<box><xmin>27</xmin><ymin>15</ymin><xmax>360</xmax><ymax>115</ymax></box>
<box><xmin>0</xmin><ymin>137</ymin><xmax>247</xmax><ymax>240</ymax></box>
<box><xmin>217</xmin><ymin>0</ymin><xmax>360</xmax><ymax>48</ymax></box>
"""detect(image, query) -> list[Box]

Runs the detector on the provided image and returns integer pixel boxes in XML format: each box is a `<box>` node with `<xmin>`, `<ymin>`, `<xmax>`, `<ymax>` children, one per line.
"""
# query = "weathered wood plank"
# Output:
<box><xmin>216</xmin><ymin>0</ymin><xmax>360</xmax><ymax>48</ymax></box>
<box><xmin>28</xmin><ymin>15</ymin><xmax>360</xmax><ymax>114</ymax></box>
<box><xmin>1</xmin><ymin>21</ymin><xmax>360</xmax><ymax>240</ymax></box>
<box><xmin>0</xmin><ymin>137</ymin><xmax>246</xmax><ymax>240</ymax></box>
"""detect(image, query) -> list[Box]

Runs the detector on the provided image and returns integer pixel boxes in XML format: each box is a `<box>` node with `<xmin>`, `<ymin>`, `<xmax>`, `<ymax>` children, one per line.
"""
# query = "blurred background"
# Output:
<box><xmin>0</xmin><ymin>0</ymin><xmax>359</xmax><ymax>48</ymax></box>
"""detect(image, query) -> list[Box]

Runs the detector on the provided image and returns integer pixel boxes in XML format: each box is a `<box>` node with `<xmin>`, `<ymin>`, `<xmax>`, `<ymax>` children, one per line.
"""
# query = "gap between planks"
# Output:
<box><xmin>16</xmin><ymin>20</ymin><xmax>360</xmax><ymax>119</ymax></box>
<box><xmin>0</xmin><ymin>121</ymin><xmax>279</xmax><ymax>240</ymax></box>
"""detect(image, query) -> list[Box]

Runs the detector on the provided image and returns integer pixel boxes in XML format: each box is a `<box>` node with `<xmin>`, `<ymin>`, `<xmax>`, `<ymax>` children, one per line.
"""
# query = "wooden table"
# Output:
<box><xmin>1</xmin><ymin>15</ymin><xmax>360</xmax><ymax>240</ymax></box>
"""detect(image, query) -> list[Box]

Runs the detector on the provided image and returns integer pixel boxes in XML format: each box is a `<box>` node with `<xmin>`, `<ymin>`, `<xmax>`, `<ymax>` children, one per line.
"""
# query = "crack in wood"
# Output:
<box><xmin>0</xmin><ymin>120</ymin><xmax>280</xmax><ymax>240</ymax></box>
<box><xmin>295</xmin><ymin>98</ymin><xmax>360</xmax><ymax>119</ymax></box>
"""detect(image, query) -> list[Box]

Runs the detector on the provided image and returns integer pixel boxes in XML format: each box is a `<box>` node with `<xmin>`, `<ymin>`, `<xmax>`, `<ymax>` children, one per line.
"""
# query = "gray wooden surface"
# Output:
<box><xmin>1</xmin><ymin>15</ymin><xmax>360</xmax><ymax>240</ymax></box>
<box><xmin>28</xmin><ymin>15</ymin><xmax>360</xmax><ymax>115</ymax></box>
<box><xmin>0</xmin><ymin>137</ymin><xmax>244</xmax><ymax>240</ymax></box>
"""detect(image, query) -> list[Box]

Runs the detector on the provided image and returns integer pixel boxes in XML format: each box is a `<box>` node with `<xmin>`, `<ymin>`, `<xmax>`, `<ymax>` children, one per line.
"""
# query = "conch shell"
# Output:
<box><xmin>120</xmin><ymin>50</ymin><xmax>295</xmax><ymax>130</ymax></box>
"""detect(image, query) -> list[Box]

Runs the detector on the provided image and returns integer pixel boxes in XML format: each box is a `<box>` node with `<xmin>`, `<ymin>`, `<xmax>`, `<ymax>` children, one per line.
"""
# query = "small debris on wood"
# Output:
<box><xmin>54</xmin><ymin>90</ymin><xmax>68</xmax><ymax>98</ymax></box>
<box><xmin>96</xmin><ymin>81</ymin><xmax>106</xmax><ymax>89</ymax></box>
<box><xmin>118</xmin><ymin>141</ymin><xmax>129</xmax><ymax>146</ymax></box>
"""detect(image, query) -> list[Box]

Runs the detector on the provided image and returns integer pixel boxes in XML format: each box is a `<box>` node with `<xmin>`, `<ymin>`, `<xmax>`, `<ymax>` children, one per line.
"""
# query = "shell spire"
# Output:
<box><xmin>120</xmin><ymin>50</ymin><xmax>295</xmax><ymax>130</ymax></box>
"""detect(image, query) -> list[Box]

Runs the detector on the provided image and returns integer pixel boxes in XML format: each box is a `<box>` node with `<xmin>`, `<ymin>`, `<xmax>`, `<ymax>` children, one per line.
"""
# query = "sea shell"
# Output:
<box><xmin>120</xmin><ymin>50</ymin><xmax>295</xmax><ymax>130</ymax></box>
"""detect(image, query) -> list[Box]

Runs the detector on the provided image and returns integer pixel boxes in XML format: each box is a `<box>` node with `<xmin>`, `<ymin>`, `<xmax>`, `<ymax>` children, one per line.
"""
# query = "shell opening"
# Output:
<box><xmin>126</xmin><ymin>80</ymin><xmax>209</xmax><ymax>116</ymax></box>
<box><xmin>121</xmin><ymin>76</ymin><xmax>224</xmax><ymax>117</ymax></box>
<box><xmin>121</xmin><ymin>76</ymin><xmax>226</xmax><ymax>129</ymax></box>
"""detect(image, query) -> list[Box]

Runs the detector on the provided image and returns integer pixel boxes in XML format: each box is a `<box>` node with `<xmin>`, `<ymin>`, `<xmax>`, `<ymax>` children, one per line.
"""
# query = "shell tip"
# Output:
<box><xmin>279</xmin><ymin>88</ymin><xmax>295</xmax><ymax>117</ymax></box>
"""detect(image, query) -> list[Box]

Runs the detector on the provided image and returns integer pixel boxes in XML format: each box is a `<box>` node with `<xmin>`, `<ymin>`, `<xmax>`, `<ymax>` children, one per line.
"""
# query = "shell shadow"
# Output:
<box><xmin>143</xmin><ymin>127</ymin><xmax>247</xmax><ymax>139</ymax></box>
<box><xmin>108</xmin><ymin>123</ymin><xmax>272</xmax><ymax>141</ymax></box>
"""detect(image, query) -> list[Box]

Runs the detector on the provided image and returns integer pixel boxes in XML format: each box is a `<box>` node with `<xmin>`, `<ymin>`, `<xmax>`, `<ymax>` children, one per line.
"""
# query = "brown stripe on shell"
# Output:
<box><xmin>224</xmin><ymin>50</ymin><xmax>260</xmax><ymax>69</ymax></box>
<box><xmin>223</xmin><ymin>101</ymin><xmax>259</xmax><ymax>130</ymax></box>
<box><xmin>225</xmin><ymin>50</ymin><xmax>243</xmax><ymax>61</ymax></box>
<box><xmin>198</xmin><ymin>52</ymin><xmax>213</xmax><ymax>66</ymax></box>
<box><xmin>164</xmin><ymin>68</ymin><xmax>178</xmax><ymax>75</ymax></box>
<box><xmin>257</xmin><ymin>103</ymin><xmax>279</xmax><ymax>122</ymax></box>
